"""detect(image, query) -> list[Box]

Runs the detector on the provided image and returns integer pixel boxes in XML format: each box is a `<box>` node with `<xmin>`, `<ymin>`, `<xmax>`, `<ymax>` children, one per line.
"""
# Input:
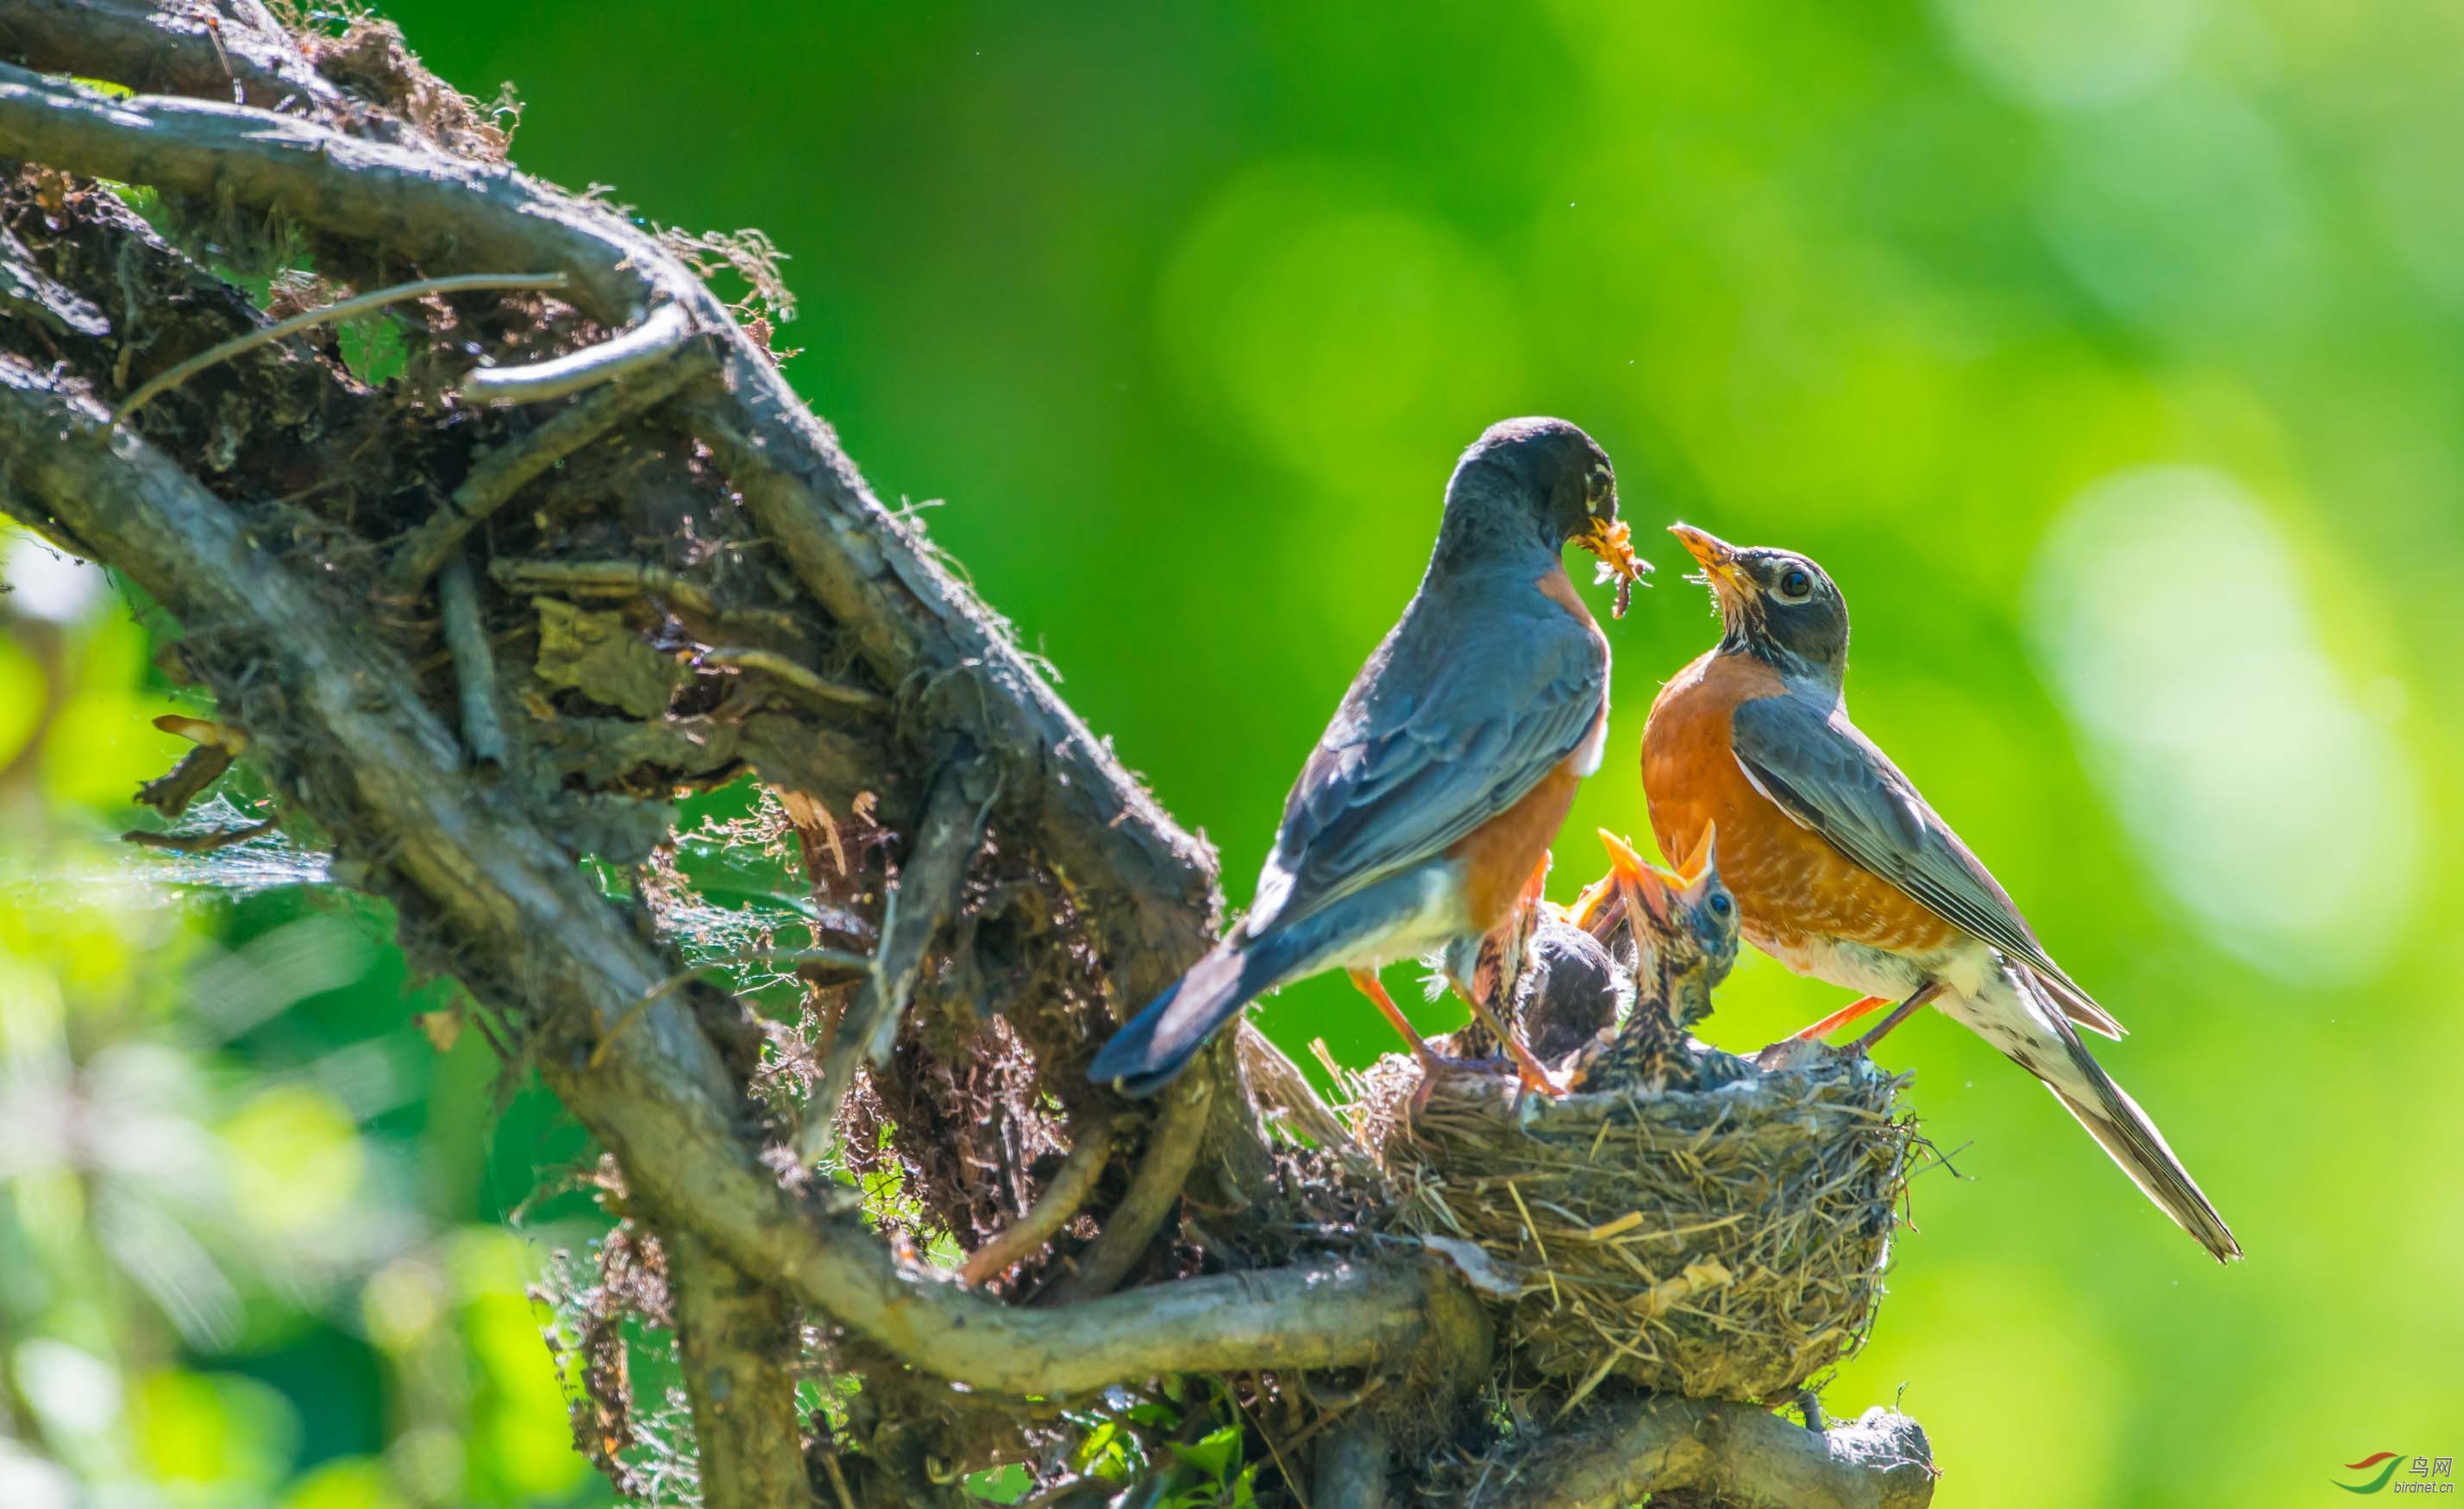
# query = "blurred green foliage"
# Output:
<box><xmin>7</xmin><ymin>0</ymin><xmax>2463</xmax><ymax>1503</ymax></box>
<box><xmin>1</xmin><ymin>568</ymin><xmax>611</xmax><ymax>1506</ymax></box>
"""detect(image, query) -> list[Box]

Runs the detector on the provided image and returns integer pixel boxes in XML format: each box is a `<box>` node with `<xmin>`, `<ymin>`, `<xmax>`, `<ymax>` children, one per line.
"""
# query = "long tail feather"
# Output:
<box><xmin>1090</xmin><ymin>861</ymin><xmax>1464</xmax><ymax>1096</ymax></box>
<box><xmin>2036</xmin><ymin>968</ymin><xmax>2128</xmax><ymax>1040</ymax></box>
<box><xmin>1996</xmin><ymin>966</ymin><xmax>2239</xmax><ymax>1262</ymax></box>
<box><xmin>2047</xmin><ymin>1073</ymin><xmax>2241</xmax><ymax>1262</ymax></box>
<box><xmin>1087</xmin><ymin>942</ymin><xmax>1279</xmax><ymax>1097</ymax></box>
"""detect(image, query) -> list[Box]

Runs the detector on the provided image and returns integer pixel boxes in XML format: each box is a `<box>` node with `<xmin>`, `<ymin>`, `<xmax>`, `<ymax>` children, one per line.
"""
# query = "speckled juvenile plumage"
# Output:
<box><xmin>1573</xmin><ymin>830</ymin><xmax>1743</xmax><ymax>1093</ymax></box>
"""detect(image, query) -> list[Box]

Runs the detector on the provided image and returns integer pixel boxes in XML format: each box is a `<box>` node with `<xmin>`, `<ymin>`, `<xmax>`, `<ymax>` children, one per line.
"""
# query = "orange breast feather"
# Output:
<box><xmin>1451</xmin><ymin>761</ymin><xmax>1579</xmax><ymax>931</ymax></box>
<box><xmin>1641</xmin><ymin>652</ymin><xmax>1955</xmax><ymax>960</ymax></box>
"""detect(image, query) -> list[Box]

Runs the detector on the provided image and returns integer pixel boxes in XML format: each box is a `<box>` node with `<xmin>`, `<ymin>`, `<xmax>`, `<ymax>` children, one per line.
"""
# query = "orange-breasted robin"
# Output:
<box><xmin>1088</xmin><ymin>418</ymin><xmax>1647</xmax><ymax>1097</ymax></box>
<box><xmin>1642</xmin><ymin>525</ymin><xmax>2240</xmax><ymax>1262</ymax></box>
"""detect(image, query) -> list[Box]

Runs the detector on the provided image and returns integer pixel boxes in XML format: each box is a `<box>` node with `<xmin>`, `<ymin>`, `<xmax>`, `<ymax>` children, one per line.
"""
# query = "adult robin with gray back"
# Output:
<box><xmin>1088</xmin><ymin>417</ymin><xmax>1646</xmax><ymax>1097</ymax></box>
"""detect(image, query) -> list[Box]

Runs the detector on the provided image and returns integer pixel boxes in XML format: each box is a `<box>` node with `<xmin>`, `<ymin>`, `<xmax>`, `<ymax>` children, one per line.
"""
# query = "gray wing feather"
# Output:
<box><xmin>1729</xmin><ymin>692</ymin><xmax>2095</xmax><ymax>1004</ymax></box>
<box><xmin>1247</xmin><ymin>604</ymin><xmax>1603</xmax><ymax>937</ymax></box>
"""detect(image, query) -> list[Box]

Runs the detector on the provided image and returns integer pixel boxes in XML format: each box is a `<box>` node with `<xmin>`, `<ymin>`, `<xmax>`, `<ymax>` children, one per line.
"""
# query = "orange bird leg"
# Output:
<box><xmin>1354</xmin><ymin>965</ymin><xmax>1564</xmax><ymax>1098</ymax></box>
<box><xmin>1849</xmin><ymin>980</ymin><xmax>1946</xmax><ymax>1055</ymax></box>
<box><xmin>1349</xmin><ymin>967</ymin><xmax>1444</xmax><ymax>1071</ymax></box>
<box><xmin>1793</xmin><ymin>994</ymin><xmax>1891</xmax><ymax>1042</ymax></box>
<box><xmin>1469</xmin><ymin>855</ymin><xmax>1565</xmax><ymax>1097</ymax></box>
<box><xmin>1463</xmin><ymin>992</ymin><xmax>1564</xmax><ymax>1099</ymax></box>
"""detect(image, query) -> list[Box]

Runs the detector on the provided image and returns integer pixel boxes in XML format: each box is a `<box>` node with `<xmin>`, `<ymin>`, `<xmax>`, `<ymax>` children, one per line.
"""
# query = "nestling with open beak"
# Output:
<box><xmin>1088</xmin><ymin>418</ymin><xmax>1647</xmax><ymax>1098</ymax></box>
<box><xmin>1571</xmin><ymin>828</ymin><xmax>1745</xmax><ymax>1093</ymax></box>
<box><xmin>1639</xmin><ymin>523</ymin><xmax>2240</xmax><ymax>1261</ymax></box>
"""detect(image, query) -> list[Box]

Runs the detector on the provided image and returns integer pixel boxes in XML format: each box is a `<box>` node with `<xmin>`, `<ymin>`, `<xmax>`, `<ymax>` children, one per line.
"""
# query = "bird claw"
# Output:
<box><xmin>1409</xmin><ymin>1049</ymin><xmax>1565</xmax><ymax>1099</ymax></box>
<box><xmin>1754</xmin><ymin>1036</ymin><xmax>1834</xmax><ymax>1074</ymax></box>
<box><xmin>1513</xmin><ymin>1061</ymin><xmax>1567</xmax><ymax>1099</ymax></box>
<box><xmin>1414</xmin><ymin>1048</ymin><xmax>1503</xmax><ymax>1078</ymax></box>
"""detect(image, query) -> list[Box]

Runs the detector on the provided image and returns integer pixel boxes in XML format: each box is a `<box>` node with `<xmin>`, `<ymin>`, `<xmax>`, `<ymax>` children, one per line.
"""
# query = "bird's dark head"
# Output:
<box><xmin>1669</xmin><ymin>524</ymin><xmax>1849</xmax><ymax>686</ymax></box>
<box><xmin>1599</xmin><ymin>826</ymin><xmax>1738</xmax><ymax>1024</ymax></box>
<box><xmin>1514</xmin><ymin>917</ymin><xmax>1630</xmax><ymax>1064</ymax></box>
<box><xmin>1437</xmin><ymin>417</ymin><xmax>1646</xmax><ymax>616</ymax></box>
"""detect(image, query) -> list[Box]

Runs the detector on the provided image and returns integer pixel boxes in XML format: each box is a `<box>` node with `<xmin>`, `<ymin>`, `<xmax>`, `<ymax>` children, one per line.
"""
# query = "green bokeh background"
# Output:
<box><xmin>5</xmin><ymin>0</ymin><xmax>2461</xmax><ymax>1503</ymax></box>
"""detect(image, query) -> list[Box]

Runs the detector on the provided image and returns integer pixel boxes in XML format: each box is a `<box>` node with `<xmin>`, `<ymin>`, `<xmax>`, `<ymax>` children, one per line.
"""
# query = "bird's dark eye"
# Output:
<box><xmin>1774</xmin><ymin>567</ymin><xmax>1814</xmax><ymax>603</ymax></box>
<box><xmin>1708</xmin><ymin>892</ymin><xmax>1733</xmax><ymax>917</ymax></box>
<box><xmin>1584</xmin><ymin>463</ymin><xmax>1614</xmax><ymax>514</ymax></box>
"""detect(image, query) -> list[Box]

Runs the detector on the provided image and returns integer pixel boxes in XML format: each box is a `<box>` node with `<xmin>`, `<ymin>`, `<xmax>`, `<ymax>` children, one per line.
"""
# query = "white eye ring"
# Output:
<box><xmin>1772</xmin><ymin>564</ymin><xmax>1815</xmax><ymax>603</ymax></box>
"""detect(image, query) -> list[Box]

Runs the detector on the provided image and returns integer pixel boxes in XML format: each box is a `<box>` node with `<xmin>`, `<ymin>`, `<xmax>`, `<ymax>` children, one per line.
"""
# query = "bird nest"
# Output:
<box><xmin>1347</xmin><ymin>1047</ymin><xmax>1915</xmax><ymax>1405</ymax></box>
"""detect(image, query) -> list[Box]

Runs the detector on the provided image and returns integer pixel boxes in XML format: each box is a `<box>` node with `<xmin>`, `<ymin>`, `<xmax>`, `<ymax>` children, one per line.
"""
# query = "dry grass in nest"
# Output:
<box><xmin>1347</xmin><ymin>1049</ymin><xmax>1915</xmax><ymax>1407</ymax></box>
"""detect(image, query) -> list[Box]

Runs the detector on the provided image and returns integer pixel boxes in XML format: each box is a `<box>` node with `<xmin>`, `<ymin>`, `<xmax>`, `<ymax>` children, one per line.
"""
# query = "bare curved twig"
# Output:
<box><xmin>113</xmin><ymin>269</ymin><xmax>567</xmax><ymax>420</ymax></box>
<box><xmin>460</xmin><ymin>299</ymin><xmax>693</xmax><ymax>404</ymax></box>
<box><xmin>486</xmin><ymin>556</ymin><xmax>718</xmax><ymax>615</ymax></box>
<box><xmin>386</xmin><ymin>337</ymin><xmax>719</xmax><ymax>590</ymax></box>
<box><xmin>958</xmin><ymin>1111</ymin><xmax>1116</xmax><ymax>1287</ymax></box>
<box><xmin>807</xmin><ymin>760</ymin><xmax>993</xmax><ymax>1151</ymax></box>
<box><xmin>1047</xmin><ymin>1073</ymin><xmax>1212</xmax><ymax>1302</ymax></box>
<box><xmin>698</xmin><ymin>646</ymin><xmax>888</xmax><ymax>715</ymax></box>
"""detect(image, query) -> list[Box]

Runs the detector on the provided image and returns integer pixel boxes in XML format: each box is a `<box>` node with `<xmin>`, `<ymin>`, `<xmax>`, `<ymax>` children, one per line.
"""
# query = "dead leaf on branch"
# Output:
<box><xmin>533</xmin><ymin>598</ymin><xmax>690</xmax><ymax>718</ymax></box>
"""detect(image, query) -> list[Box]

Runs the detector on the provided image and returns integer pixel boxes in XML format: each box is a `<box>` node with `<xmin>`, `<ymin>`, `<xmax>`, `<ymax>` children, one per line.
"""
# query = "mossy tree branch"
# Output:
<box><xmin>1478</xmin><ymin>1398</ymin><xmax>1937</xmax><ymax>1509</ymax></box>
<box><xmin>0</xmin><ymin>9</ymin><xmax>1934</xmax><ymax>1506</ymax></box>
<box><xmin>0</xmin><ymin>353</ymin><xmax>1487</xmax><ymax>1417</ymax></box>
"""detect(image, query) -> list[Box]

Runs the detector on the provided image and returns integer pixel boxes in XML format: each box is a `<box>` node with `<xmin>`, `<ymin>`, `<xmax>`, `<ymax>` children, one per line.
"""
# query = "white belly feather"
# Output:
<box><xmin>1766</xmin><ymin>931</ymin><xmax>1996</xmax><ymax>1005</ymax></box>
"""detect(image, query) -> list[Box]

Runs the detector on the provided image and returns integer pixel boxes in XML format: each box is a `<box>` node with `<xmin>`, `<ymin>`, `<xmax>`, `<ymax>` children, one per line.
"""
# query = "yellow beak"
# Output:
<box><xmin>1596</xmin><ymin>828</ymin><xmax>1676</xmax><ymax>927</ymax></box>
<box><xmin>1668</xmin><ymin>523</ymin><xmax>1745</xmax><ymax>593</ymax></box>
<box><xmin>1676</xmin><ymin>820</ymin><xmax>1719</xmax><ymax>888</ymax></box>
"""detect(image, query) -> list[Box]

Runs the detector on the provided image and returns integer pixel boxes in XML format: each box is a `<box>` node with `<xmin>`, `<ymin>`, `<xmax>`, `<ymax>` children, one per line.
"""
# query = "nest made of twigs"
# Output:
<box><xmin>1349</xmin><ymin>1047</ymin><xmax>1915</xmax><ymax>1406</ymax></box>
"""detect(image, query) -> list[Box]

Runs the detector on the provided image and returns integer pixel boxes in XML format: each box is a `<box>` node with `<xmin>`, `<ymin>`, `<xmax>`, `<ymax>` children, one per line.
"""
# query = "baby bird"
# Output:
<box><xmin>1442</xmin><ymin>851</ymin><xmax>1626</xmax><ymax>1068</ymax></box>
<box><xmin>1510</xmin><ymin>912</ymin><xmax>1631</xmax><ymax>1065</ymax></box>
<box><xmin>1574</xmin><ymin>828</ymin><xmax>1742</xmax><ymax>1093</ymax></box>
